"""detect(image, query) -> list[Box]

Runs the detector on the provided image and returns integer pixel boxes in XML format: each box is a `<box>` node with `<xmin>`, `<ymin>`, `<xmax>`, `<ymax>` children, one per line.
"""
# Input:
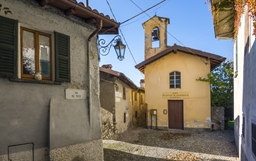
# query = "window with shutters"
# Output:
<box><xmin>170</xmin><ymin>71</ymin><xmax>181</xmax><ymax>88</ymax></box>
<box><xmin>0</xmin><ymin>16</ymin><xmax>18</xmax><ymax>77</ymax></box>
<box><xmin>21</xmin><ymin>27</ymin><xmax>52</xmax><ymax>80</ymax></box>
<box><xmin>0</xmin><ymin>16</ymin><xmax>70</xmax><ymax>82</ymax></box>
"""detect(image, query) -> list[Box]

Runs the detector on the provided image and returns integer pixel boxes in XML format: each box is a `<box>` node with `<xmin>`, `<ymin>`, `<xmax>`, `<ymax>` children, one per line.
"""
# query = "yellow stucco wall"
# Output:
<box><xmin>144</xmin><ymin>51</ymin><xmax>211</xmax><ymax>129</ymax></box>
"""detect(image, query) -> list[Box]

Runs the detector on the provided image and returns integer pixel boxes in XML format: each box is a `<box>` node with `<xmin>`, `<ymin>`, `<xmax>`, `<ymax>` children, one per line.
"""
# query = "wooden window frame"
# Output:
<box><xmin>20</xmin><ymin>27</ymin><xmax>52</xmax><ymax>80</ymax></box>
<box><xmin>170</xmin><ymin>71</ymin><xmax>181</xmax><ymax>89</ymax></box>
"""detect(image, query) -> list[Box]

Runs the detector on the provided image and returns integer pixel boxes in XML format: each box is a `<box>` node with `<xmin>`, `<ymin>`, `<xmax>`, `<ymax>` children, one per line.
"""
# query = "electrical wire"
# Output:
<box><xmin>106</xmin><ymin>0</ymin><xmax>144</xmax><ymax>78</ymax></box>
<box><xmin>129</xmin><ymin>0</ymin><xmax>209</xmax><ymax>65</ymax></box>
<box><xmin>121</xmin><ymin>0</ymin><xmax>172</xmax><ymax>28</ymax></box>
<box><xmin>120</xmin><ymin>0</ymin><xmax>166</xmax><ymax>25</ymax></box>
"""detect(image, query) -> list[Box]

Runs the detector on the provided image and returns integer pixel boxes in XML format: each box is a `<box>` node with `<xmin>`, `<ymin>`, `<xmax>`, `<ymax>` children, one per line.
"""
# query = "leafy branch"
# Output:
<box><xmin>196</xmin><ymin>61</ymin><xmax>233</xmax><ymax>107</ymax></box>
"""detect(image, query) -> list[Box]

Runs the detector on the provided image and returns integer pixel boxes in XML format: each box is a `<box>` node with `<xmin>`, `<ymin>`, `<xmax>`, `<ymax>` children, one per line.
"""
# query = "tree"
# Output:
<box><xmin>0</xmin><ymin>4</ymin><xmax>12</xmax><ymax>15</ymax></box>
<box><xmin>197</xmin><ymin>61</ymin><xmax>233</xmax><ymax>107</ymax></box>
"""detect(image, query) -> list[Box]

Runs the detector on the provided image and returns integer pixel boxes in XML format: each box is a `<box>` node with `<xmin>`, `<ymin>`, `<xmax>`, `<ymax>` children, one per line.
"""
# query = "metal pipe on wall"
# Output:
<box><xmin>87</xmin><ymin>19</ymin><xmax>103</xmax><ymax>126</ymax></box>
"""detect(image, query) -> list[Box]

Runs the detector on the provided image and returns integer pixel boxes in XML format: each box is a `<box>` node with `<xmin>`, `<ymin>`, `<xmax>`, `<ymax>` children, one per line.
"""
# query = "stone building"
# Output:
<box><xmin>135</xmin><ymin>16</ymin><xmax>226</xmax><ymax>130</ymax></box>
<box><xmin>100</xmin><ymin>65</ymin><xmax>146</xmax><ymax>139</ymax></box>
<box><xmin>0</xmin><ymin>0</ymin><xmax>118</xmax><ymax>160</ymax></box>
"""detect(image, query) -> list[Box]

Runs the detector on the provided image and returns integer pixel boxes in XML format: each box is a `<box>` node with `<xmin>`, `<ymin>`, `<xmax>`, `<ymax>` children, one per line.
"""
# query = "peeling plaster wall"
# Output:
<box><xmin>0</xmin><ymin>0</ymin><xmax>103</xmax><ymax>160</ymax></box>
<box><xmin>114</xmin><ymin>80</ymin><xmax>133</xmax><ymax>134</ymax></box>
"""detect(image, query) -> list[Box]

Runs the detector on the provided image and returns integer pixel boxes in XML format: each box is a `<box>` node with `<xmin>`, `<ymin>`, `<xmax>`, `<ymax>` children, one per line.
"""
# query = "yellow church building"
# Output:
<box><xmin>135</xmin><ymin>16</ymin><xmax>226</xmax><ymax>130</ymax></box>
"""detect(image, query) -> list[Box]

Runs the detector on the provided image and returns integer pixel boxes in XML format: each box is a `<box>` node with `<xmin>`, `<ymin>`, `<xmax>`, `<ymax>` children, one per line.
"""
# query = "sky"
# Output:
<box><xmin>78</xmin><ymin>0</ymin><xmax>234</xmax><ymax>86</ymax></box>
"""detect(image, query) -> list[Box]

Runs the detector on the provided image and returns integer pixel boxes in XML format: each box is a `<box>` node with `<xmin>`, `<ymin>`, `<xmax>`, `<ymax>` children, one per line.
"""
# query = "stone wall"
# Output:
<box><xmin>211</xmin><ymin>107</ymin><xmax>224</xmax><ymax>130</ymax></box>
<box><xmin>101</xmin><ymin>108</ymin><xmax>116</xmax><ymax>139</ymax></box>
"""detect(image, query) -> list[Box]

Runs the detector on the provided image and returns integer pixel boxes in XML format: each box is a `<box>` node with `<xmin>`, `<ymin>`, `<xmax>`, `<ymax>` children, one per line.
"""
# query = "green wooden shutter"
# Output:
<box><xmin>55</xmin><ymin>32</ymin><xmax>70</xmax><ymax>82</ymax></box>
<box><xmin>0</xmin><ymin>16</ymin><xmax>18</xmax><ymax>78</ymax></box>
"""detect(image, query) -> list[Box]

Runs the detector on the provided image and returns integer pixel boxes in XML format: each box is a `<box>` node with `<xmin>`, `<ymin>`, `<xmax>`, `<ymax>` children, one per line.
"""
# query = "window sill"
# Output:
<box><xmin>9</xmin><ymin>78</ymin><xmax>62</xmax><ymax>85</ymax></box>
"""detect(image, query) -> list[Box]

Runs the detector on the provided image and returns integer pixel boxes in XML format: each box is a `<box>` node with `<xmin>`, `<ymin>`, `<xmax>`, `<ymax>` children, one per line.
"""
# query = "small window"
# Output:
<box><xmin>135</xmin><ymin>111</ymin><xmax>138</xmax><ymax>118</ymax></box>
<box><xmin>135</xmin><ymin>92</ymin><xmax>137</xmax><ymax>101</ymax></box>
<box><xmin>170</xmin><ymin>71</ymin><xmax>181</xmax><ymax>88</ymax></box>
<box><xmin>123</xmin><ymin>86</ymin><xmax>126</xmax><ymax>100</ymax></box>
<box><xmin>252</xmin><ymin>123</ymin><xmax>256</xmax><ymax>156</ymax></box>
<box><xmin>124</xmin><ymin>112</ymin><xmax>126</xmax><ymax>123</ymax></box>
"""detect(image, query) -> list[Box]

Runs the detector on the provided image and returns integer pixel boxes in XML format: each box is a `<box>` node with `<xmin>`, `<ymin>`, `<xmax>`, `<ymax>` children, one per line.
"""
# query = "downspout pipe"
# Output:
<box><xmin>87</xmin><ymin>19</ymin><xmax>103</xmax><ymax>127</ymax></box>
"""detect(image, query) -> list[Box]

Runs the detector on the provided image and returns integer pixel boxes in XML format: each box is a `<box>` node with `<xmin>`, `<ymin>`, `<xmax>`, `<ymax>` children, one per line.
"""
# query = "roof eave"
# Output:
<box><xmin>41</xmin><ymin>0</ymin><xmax>119</xmax><ymax>34</ymax></box>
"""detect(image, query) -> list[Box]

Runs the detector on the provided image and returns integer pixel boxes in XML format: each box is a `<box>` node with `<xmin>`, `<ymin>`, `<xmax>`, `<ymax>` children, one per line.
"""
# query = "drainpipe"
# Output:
<box><xmin>87</xmin><ymin>19</ymin><xmax>103</xmax><ymax>127</ymax></box>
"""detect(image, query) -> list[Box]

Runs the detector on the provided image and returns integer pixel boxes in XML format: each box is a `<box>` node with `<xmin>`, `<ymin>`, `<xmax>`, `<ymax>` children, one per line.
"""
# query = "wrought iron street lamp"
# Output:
<box><xmin>97</xmin><ymin>35</ymin><xmax>126</xmax><ymax>61</ymax></box>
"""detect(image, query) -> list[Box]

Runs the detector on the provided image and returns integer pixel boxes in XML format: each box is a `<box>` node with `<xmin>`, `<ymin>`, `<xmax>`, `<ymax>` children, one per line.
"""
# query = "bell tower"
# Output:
<box><xmin>142</xmin><ymin>16</ymin><xmax>170</xmax><ymax>60</ymax></box>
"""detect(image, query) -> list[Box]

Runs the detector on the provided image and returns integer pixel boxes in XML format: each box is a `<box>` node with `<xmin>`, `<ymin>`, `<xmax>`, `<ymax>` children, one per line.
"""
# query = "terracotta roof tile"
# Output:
<box><xmin>100</xmin><ymin>67</ymin><xmax>139</xmax><ymax>90</ymax></box>
<box><xmin>40</xmin><ymin>0</ymin><xmax>119</xmax><ymax>34</ymax></box>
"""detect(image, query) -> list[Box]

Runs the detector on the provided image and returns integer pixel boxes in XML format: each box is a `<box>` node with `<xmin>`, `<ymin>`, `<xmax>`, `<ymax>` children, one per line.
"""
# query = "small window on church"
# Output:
<box><xmin>170</xmin><ymin>71</ymin><xmax>181</xmax><ymax>88</ymax></box>
<box><xmin>152</xmin><ymin>27</ymin><xmax>159</xmax><ymax>48</ymax></box>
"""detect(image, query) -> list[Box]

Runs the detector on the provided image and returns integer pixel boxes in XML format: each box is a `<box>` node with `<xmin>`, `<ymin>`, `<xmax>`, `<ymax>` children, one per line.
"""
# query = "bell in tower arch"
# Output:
<box><xmin>152</xmin><ymin>27</ymin><xmax>160</xmax><ymax>41</ymax></box>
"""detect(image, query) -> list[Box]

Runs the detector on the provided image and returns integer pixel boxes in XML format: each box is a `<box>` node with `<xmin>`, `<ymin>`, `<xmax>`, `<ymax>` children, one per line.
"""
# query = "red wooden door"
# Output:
<box><xmin>168</xmin><ymin>100</ymin><xmax>183</xmax><ymax>129</ymax></box>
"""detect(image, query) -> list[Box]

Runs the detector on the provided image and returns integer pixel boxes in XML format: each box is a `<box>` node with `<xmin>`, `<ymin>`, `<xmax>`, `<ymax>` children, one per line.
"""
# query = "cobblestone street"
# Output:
<box><xmin>103</xmin><ymin>127</ymin><xmax>238</xmax><ymax>161</ymax></box>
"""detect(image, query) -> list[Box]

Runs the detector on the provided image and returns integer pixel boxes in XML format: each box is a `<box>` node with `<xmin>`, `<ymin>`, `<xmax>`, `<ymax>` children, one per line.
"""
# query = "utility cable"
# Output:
<box><xmin>106</xmin><ymin>0</ymin><xmax>144</xmax><ymax>78</ymax></box>
<box><xmin>129</xmin><ymin>0</ymin><xmax>209</xmax><ymax>65</ymax></box>
<box><xmin>120</xmin><ymin>0</ymin><xmax>166</xmax><ymax>25</ymax></box>
<box><xmin>121</xmin><ymin>0</ymin><xmax>172</xmax><ymax>28</ymax></box>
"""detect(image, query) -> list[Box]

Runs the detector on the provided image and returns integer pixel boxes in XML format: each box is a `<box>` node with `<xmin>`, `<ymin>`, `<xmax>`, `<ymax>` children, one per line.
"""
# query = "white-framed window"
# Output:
<box><xmin>170</xmin><ymin>71</ymin><xmax>181</xmax><ymax>88</ymax></box>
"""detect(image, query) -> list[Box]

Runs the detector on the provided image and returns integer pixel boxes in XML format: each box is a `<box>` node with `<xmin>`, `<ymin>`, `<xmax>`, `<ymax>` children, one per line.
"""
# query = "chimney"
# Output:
<box><xmin>140</xmin><ymin>79</ymin><xmax>145</xmax><ymax>88</ymax></box>
<box><xmin>102</xmin><ymin>64</ymin><xmax>112</xmax><ymax>69</ymax></box>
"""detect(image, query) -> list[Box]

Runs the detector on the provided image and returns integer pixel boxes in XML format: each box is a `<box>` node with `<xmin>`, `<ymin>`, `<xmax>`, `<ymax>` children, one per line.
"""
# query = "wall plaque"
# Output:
<box><xmin>66</xmin><ymin>89</ymin><xmax>86</xmax><ymax>100</ymax></box>
<box><xmin>162</xmin><ymin>92</ymin><xmax>189</xmax><ymax>99</ymax></box>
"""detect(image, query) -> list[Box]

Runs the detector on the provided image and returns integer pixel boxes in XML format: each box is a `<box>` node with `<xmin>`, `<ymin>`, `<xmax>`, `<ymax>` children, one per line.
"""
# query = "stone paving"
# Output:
<box><xmin>103</xmin><ymin>127</ymin><xmax>239</xmax><ymax>161</ymax></box>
